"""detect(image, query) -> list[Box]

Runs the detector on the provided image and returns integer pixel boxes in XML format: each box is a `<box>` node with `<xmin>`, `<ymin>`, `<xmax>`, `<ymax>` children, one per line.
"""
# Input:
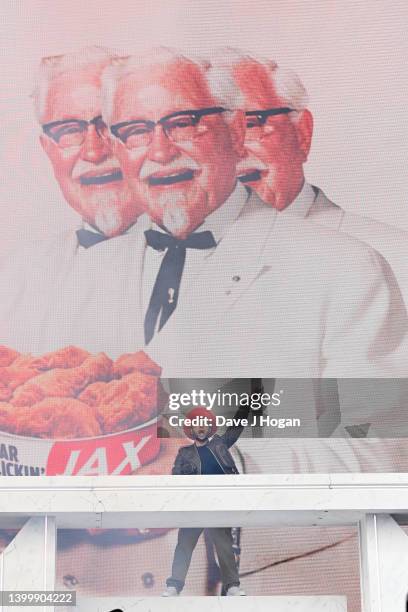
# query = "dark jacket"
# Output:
<box><xmin>172</xmin><ymin>404</ymin><xmax>251</xmax><ymax>475</ymax></box>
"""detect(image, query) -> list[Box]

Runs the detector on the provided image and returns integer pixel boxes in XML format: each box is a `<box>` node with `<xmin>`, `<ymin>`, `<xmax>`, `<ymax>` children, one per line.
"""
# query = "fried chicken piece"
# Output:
<box><xmin>0</xmin><ymin>366</ymin><xmax>41</xmax><ymax>401</ymax></box>
<box><xmin>0</xmin><ymin>384</ymin><xmax>12</xmax><ymax>402</ymax></box>
<box><xmin>27</xmin><ymin>346</ymin><xmax>91</xmax><ymax>370</ymax></box>
<box><xmin>0</xmin><ymin>347</ymin><xmax>43</xmax><ymax>369</ymax></box>
<box><xmin>13</xmin><ymin>398</ymin><xmax>102</xmax><ymax>439</ymax></box>
<box><xmin>0</xmin><ymin>366</ymin><xmax>40</xmax><ymax>388</ymax></box>
<box><xmin>0</xmin><ymin>346</ymin><xmax>19</xmax><ymax>367</ymax></box>
<box><xmin>79</xmin><ymin>371</ymin><xmax>163</xmax><ymax>434</ymax></box>
<box><xmin>10</xmin><ymin>354</ymin><xmax>39</xmax><ymax>368</ymax></box>
<box><xmin>78</xmin><ymin>379</ymin><xmax>127</xmax><ymax>407</ymax></box>
<box><xmin>113</xmin><ymin>351</ymin><xmax>162</xmax><ymax>378</ymax></box>
<box><xmin>11</xmin><ymin>353</ymin><xmax>113</xmax><ymax>407</ymax></box>
<box><xmin>110</xmin><ymin>374</ymin><xmax>166</xmax><ymax>432</ymax></box>
<box><xmin>0</xmin><ymin>402</ymin><xmax>16</xmax><ymax>433</ymax></box>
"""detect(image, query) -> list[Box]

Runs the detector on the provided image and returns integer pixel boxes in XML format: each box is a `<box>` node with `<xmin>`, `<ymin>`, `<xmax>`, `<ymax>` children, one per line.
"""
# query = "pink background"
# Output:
<box><xmin>0</xmin><ymin>5</ymin><xmax>406</xmax><ymax>607</ymax></box>
<box><xmin>1</xmin><ymin>0</ymin><xmax>407</xmax><ymax>255</ymax></box>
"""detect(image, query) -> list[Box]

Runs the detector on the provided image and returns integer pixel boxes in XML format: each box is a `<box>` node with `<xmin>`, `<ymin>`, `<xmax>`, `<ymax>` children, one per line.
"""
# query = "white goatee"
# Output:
<box><xmin>94</xmin><ymin>207</ymin><xmax>122</xmax><ymax>236</ymax></box>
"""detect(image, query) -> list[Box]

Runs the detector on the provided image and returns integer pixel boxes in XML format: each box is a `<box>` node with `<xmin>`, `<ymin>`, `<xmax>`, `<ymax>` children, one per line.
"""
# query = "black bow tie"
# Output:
<box><xmin>144</xmin><ymin>228</ymin><xmax>217</xmax><ymax>252</ymax></box>
<box><xmin>76</xmin><ymin>228</ymin><xmax>108</xmax><ymax>248</ymax></box>
<box><xmin>144</xmin><ymin>228</ymin><xmax>217</xmax><ymax>344</ymax></box>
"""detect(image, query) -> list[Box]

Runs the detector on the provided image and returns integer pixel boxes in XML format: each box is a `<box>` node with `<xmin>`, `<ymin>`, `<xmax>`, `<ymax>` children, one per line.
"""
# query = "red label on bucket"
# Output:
<box><xmin>46</xmin><ymin>421</ymin><xmax>159</xmax><ymax>475</ymax></box>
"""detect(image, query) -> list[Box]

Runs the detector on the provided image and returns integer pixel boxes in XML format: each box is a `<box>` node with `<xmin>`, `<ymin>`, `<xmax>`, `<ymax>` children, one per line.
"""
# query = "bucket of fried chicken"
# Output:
<box><xmin>0</xmin><ymin>345</ymin><xmax>166</xmax><ymax>476</ymax></box>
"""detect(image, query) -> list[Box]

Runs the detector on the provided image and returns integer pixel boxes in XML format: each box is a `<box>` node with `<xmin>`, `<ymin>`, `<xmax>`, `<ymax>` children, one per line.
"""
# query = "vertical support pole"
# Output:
<box><xmin>0</xmin><ymin>515</ymin><xmax>56</xmax><ymax>612</ymax></box>
<box><xmin>359</xmin><ymin>514</ymin><xmax>382</xmax><ymax>612</ymax></box>
<box><xmin>359</xmin><ymin>513</ymin><xmax>408</xmax><ymax>612</ymax></box>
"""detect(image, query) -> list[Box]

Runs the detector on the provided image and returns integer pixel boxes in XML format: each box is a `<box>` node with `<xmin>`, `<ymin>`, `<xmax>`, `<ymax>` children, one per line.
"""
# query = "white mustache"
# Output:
<box><xmin>236</xmin><ymin>159</ymin><xmax>268</xmax><ymax>174</ymax></box>
<box><xmin>72</xmin><ymin>159</ymin><xmax>121</xmax><ymax>180</ymax></box>
<box><xmin>139</xmin><ymin>159</ymin><xmax>200</xmax><ymax>181</ymax></box>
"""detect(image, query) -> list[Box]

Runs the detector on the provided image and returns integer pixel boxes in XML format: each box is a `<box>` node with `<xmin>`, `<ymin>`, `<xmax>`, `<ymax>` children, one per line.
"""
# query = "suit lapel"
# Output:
<box><xmin>147</xmin><ymin>191</ymin><xmax>278</xmax><ymax>353</ymax></box>
<box><xmin>180</xmin><ymin>190</ymin><xmax>278</xmax><ymax>323</ymax></box>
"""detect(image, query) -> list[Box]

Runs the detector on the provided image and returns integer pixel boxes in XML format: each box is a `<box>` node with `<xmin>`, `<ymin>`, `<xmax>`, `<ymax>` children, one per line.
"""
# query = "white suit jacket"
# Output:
<box><xmin>299</xmin><ymin>186</ymin><xmax>408</xmax><ymax>309</ymax></box>
<box><xmin>146</xmin><ymin>188</ymin><xmax>407</xmax><ymax>378</ymax></box>
<box><xmin>1</xmin><ymin>185</ymin><xmax>405</xmax><ymax>379</ymax></box>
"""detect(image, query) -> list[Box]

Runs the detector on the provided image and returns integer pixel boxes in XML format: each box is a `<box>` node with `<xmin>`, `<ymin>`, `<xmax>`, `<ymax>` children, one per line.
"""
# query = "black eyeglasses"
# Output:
<box><xmin>245</xmin><ymin>107</ymin><xmax>294</xmax><ymax>140</ymax></box>
<box><xmin>110</xmin><ymin>107</ymin><xmax>227</xmax><ymax>149</ymax></box>
<box><xmin>42</xmin><ymin>115</ymin><xmax>108</xmax><ymax>148</ymax></box>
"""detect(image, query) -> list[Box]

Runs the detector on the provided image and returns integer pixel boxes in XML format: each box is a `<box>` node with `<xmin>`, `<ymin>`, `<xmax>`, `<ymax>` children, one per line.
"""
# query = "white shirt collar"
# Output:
<box><xmin>199</xmin><ymin>181</ymin><xmax>249</xmax><ymax>242</ymax></box>
<box><xmin>150</xmin><ymin>180</ymin><xmax>249</xmax><ymax>243</ymax></box>
<box><xmin>81</xmin><ymin>219</ymin><xmax>139</xmax><ymax>236</ymax></box>
<box><xmin>281</xmin><ymin>181</ymin><xmax>316</xmax><ymax>218</ymax></box>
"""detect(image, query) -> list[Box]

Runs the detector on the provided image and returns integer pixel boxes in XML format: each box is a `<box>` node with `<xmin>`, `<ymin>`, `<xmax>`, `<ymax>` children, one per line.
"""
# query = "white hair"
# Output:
<box><xmin>32</xmin><ymin>45</ymin><xmax>123</xmax><ymax>121</ymax></box>
<box><xmin>210</xmin><ymin>46</ymin><xmax>309</xmax><ymax>114</ymax></box>
<box><xmin>101</xmin><ymin>46</ymin><xmax>244</xmax><ymax>125</ymax></box>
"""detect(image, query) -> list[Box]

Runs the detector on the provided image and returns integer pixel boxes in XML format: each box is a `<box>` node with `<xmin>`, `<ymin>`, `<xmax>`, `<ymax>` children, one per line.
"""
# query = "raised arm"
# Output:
<box><xmin>220</xmin><ymin>402</ymin><xmax>252</xmax><ymax>448</ymax></box>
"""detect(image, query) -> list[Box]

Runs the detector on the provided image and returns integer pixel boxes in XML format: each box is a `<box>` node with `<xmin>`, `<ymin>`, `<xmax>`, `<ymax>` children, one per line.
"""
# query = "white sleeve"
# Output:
<box><xmin>322</xmin><ymin>246</ymin><xmax>408</xmax><ymax>377</ymax></box>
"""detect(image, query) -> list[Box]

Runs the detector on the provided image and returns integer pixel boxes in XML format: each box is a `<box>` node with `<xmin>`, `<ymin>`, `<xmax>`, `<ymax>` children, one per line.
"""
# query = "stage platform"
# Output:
<box><xmin>64</xmin><ymin>595</ymin><xmax>347</xmax><ymax>612</ymax></box>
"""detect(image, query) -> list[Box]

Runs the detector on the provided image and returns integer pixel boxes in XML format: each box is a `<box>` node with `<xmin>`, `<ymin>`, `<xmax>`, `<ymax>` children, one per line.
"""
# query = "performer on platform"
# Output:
<box><xmin>162</xmin><ymin>403</ymin><xmax>252</xmax><ymax>597</ymax></box>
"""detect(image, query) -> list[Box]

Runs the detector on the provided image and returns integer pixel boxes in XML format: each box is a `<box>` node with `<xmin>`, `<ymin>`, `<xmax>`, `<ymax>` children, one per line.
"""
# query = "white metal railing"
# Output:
<box><xmin>0</xmin><ymin>473</ymin><xmax>408</xmax><ymax>528</ymax></box>
<box><xmin>0</xmin><ymin>474</ymin><xmax>408</xmax><ymax>611</ymax></box>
